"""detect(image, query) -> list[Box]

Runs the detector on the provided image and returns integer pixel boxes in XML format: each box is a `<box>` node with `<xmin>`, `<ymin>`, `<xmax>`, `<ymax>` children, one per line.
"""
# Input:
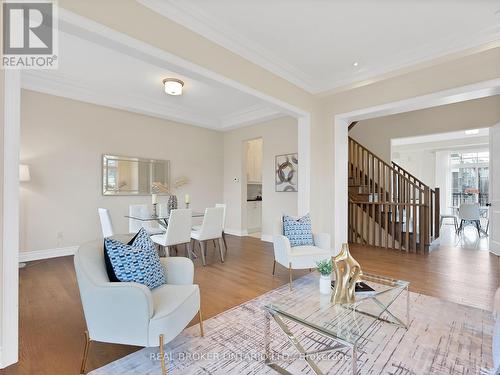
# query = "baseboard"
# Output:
<box><xmin>224</xmin><ymin>228</ymin><xmax>248</xmax><ymax>237</ymax></box>
<box><xmin>260</xmin><ymin>234</ymin><xmax>273</xmax><ymax>243</ymax></box>
<box><xmin>19</xmin><ymin>246</ymin><xmax>78</xmax><ymax>262</ymax></box>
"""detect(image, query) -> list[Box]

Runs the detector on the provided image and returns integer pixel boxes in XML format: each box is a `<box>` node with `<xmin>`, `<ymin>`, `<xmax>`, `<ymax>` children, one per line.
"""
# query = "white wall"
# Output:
<box><xmin>20</xmin><ymin>90</ymin><xmax>224</xmax><ymax>252</ymax></box>
<box><xmin>350</xmin><ymin>95</ymin><xmax>500</xmax><ymax>163</ymax></box>
<box><xmin>223</xmin><ymin>116</ymin><xmax>298</xmax><ymax>239</ymax></box>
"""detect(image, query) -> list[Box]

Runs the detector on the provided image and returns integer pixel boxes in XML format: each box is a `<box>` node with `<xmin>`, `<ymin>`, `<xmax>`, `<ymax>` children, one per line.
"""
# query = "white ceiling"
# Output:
<box><xmin>139</xmin><ymin>0</ymin><xmax>500</xmax><ymax>94</ymax></box>
<box><xmin>392</xmin><ymin>128</ymin><xmax>490</xmax><ymax>146</ymax></box>
<box><xmin>22</xmin><ymin>30</ymin><xmax>282</xmax><ymax>130</ymax></box>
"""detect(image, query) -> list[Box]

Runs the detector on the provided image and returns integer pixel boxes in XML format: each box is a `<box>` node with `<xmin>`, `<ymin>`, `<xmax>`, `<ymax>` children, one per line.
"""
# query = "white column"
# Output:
<box><xmin>0</xmin><ymin>69</ymin><xmax>21</xmax><ymax>368</ymax></box>
<box><xmin>333</xmin><ymin>116</ymin><xmax>349</xmax><ymax>252</ymax></box>
<box><xmin>297</xmin><ymin>115</ymin><xmax>311</xmax><ymax>216</ymax></box>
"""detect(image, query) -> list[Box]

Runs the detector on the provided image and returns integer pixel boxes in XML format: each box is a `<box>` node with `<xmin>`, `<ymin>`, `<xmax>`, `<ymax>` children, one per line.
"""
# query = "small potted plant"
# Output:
<box><xmin>316</xmin><ymin>259</ymin><xmax>332</xmax><ymax>295</ymax></box>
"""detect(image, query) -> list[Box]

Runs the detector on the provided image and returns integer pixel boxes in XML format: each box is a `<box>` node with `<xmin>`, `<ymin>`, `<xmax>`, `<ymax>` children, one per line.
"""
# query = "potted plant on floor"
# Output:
<box><xmin>316</xmin><ymin>259</ymin><xmax>332</xmax><ymax>295</ymax></box>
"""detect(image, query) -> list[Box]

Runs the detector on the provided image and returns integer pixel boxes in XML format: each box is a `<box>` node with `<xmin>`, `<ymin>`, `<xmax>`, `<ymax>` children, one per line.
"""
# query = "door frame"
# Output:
<box><xmin>489</xmin><ymin>123</ymin><xmax>500</xmax><ymax>255</ymax></box>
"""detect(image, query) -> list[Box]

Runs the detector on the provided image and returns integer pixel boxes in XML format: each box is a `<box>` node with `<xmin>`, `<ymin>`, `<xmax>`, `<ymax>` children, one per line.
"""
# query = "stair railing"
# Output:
<box><xmin>348</xmin><ymin>137</ymin><xmax>440</xmax><ymax>253</ymax></box>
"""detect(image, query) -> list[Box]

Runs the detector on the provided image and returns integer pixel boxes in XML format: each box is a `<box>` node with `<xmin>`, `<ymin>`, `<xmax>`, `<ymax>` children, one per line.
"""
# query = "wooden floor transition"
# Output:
<box><xmin>2</xmin><ymin>236</ymin><xmax>499</xmax><ymax>374</ymax></box>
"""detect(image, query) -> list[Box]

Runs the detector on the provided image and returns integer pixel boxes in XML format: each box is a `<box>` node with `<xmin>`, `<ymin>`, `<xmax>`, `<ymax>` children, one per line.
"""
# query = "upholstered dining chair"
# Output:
<box><xmin>74</xmin><ymin>237</ymin><xmax>204</xmax><ymax>375</ymax></box>
<box><xmin>191</xmin><ymin>207</ymin><xmax>224</xmax><ymax>266</ymax></box>
<box><xmin>128</xmin><ymin>204</ymin><xmax>164</xmax><ymax>235</ymax></box>
<box><xmin>272</xmin><ymin>218</ymin><xmax>333</xmax><ymax>290</ymax></box>
<box><xmin>97</xmin><ymin>208</ymin><xmax>114</xmax><ymax>238</ymax></box>
<box><xmin>151</xmin><ymin>209</ymin><xmax>193</xmax><ymax>257</ymax></box>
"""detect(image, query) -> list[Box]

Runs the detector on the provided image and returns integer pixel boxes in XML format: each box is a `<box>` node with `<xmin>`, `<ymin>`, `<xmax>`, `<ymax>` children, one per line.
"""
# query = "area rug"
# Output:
<box><xmin>89</xmin><ymin>273</ymin><xmax>494</xmax><ymax>374</ymax></box>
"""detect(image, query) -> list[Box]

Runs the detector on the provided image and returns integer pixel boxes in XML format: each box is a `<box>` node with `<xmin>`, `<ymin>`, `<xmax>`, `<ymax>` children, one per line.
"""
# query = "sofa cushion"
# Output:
<box><xmin>282</xmin><ymin>214</ymin><xmax>314</xmax><ymax>247</ymax></box>
<box><xmin>104</xmin><ymin>228</ymin><xmax>167</xmax><ymax>289</ymax></box>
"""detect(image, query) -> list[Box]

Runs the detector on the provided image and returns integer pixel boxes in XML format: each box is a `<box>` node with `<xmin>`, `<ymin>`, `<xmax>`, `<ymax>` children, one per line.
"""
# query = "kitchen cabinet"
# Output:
<box><xmin>247</xmin><ymin>201</ymin><xmax>262</xmax><ymax>232</ymax></box>
<box><xmin>246</xmin><ymin>138</ymin><xmax>262</xmax><ymax>183</ymax></box>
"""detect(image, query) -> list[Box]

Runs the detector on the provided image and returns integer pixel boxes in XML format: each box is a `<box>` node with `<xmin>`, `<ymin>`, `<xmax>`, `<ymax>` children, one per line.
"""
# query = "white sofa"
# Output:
<box><xmin>272</xmin><ymin>219</ymin><xmax>333</xmax><ymax>290</ymax></box>
<box><xmin>74</xmin><ymin>237</ymin><xmax>203</xmax><ymax>375</ymax></box>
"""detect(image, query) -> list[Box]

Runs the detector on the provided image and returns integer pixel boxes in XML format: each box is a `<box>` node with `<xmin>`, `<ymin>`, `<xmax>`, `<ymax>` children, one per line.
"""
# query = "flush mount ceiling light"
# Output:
<box><xmin>465</xmin><ymin>129</ymin><xmax>480</xmax><ymax>135</ymax></box>
<box><xmin>162</xmin><ymin>78</ymin><xmax>184</xmax><ymax>96</ymax></box>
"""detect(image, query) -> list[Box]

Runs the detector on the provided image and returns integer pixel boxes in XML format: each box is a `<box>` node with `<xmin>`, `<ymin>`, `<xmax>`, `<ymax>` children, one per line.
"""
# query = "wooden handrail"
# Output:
<box><xmin>348</xmin><ymin>121</ymin><xmax>359</xmax><ymax>131</ymax></box>
<box><xmin>349</xmin><ymin>137</ymin><xmax>425</xmax><ymax>192</ymax></box>
<box><xmin>392</xmin><ymin>161</ymin><xmax>434</xmax><ymax>193</ymax></box>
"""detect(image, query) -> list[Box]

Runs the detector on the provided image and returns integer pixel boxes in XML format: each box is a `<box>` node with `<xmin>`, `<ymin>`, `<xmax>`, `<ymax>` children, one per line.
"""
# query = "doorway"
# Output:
<box><xmin>244</xmin><ymin>138</ymin><xmax>263</xmax><ymax>238</ymax></box>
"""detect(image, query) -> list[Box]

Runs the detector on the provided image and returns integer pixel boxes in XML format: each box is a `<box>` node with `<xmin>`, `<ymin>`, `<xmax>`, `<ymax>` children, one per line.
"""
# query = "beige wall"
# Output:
<box><xmin>56</xmin><ymin>0</ymin><xmax>500</xmax><ymax>244</ymax></box>
<box><xmin>20</xmin><ymin>90</ymin><xmax>224</xmax><ymax>252</ymax></box>
<box><xmin>223</xmin><ymin>116</ymin><xmax>298</xmax><ymax>238</ymax></box>
<box><xmin>350</xmin><ymin>95</ymin><xmax>500</xmax><ymax>163</ymax></box>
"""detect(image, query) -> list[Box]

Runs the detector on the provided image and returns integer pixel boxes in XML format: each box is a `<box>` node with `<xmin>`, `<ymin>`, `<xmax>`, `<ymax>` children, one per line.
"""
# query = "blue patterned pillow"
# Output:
<box><xmin>282</xmin><ymin>214</ymin><xmax>314</xmax><ymax>247</ymax></box>
<box><xmin>104</xmin><ymin>228</ymin><xmax>167</xmax><ymax>289</ymax></box>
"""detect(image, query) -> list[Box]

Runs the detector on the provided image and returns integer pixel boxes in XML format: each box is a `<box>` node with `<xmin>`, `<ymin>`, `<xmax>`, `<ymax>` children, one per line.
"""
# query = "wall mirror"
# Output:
<box><xmin>102</xmin><ymin>154</ymin><xmax>170</xmax><ymax>196</ymax></box>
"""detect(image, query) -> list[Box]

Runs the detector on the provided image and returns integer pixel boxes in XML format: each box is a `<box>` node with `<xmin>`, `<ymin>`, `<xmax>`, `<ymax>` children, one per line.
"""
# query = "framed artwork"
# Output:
<box><xmin>275</xmin><ymin>153</ymin><xmax>298</xmax><ymax>192</ymax></box>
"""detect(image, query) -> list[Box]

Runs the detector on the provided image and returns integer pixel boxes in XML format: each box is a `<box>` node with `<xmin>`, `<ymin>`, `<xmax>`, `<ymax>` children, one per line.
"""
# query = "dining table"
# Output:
<box><xmin>125</xmin><ymin>210</ymin><xmax>205</xmax><ymax>230</ymax></box>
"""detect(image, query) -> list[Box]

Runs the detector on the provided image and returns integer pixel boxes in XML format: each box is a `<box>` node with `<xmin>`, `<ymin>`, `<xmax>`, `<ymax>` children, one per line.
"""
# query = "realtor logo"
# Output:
<box><xmin>2</xmin><ymin>1</ymin><xmax>58</xmax><ymax>69</ymax></box>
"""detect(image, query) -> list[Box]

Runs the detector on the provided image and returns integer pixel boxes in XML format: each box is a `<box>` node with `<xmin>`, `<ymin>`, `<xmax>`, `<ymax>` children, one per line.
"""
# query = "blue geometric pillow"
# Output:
<box><xmin>104</xmin><ymin>228</ymin><xmax>167</xmax><ymax>289</ymax></box>
<box><xmin>282</xmin><ymin>214</ymin><xmax>314</xmax><ymax>247</ymax></box>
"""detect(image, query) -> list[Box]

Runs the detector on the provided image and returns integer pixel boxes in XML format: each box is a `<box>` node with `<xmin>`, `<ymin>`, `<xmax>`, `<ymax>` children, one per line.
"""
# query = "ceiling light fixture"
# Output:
<box><xmin>465</xmin><ymin>129</ymin><xmax>480</xmax><ymax>135</ymax></box>
<box><xmin>163</xmin><ymin>78</ymin><xmax>184</xmax><ymax>96</ymax></box>
<box><xmin>353</xmin><ymin>61</ymin><xmax>359</xmax><ymax>67</ymax></box>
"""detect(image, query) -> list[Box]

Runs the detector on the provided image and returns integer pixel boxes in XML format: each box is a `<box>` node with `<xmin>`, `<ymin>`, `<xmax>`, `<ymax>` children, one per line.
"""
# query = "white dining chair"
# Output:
<box><xmin>128</xmin><ymin>204</ymin><xmax>164</xmax><ymax>235</ymax></box>
<box><xmin>457</xmin><ymin>203</ymin><xmax>482</xmax><ymax>236</ymax></box>
<box><xmin>215</xmin><ymin>203</ymin><xmax>228</xmax><ymax>253</ymax></box>
<box><xmin>97</xmin><ymin>208</ymin><xmax>114</xmax><ymax>238</ymax></box>
<box><xmin>151</xmin><ymin>209</ymin><xmax>193</xmax><ymax>257</ymax></box>
<box><xmin>191</xmin><ymin>207</ymin><xmax>224</xmax><ymax>266</ymax></box>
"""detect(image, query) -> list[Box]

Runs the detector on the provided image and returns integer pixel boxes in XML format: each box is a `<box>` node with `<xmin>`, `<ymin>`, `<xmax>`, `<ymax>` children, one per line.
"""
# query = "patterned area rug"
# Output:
<box><xmin>90</xmin><ymin>273</ymin><xmax>494</xmax><ymax>374</ymax></box>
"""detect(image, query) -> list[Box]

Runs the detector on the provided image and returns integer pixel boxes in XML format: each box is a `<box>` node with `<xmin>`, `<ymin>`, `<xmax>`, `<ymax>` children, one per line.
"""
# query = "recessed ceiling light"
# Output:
<box><xmin>162</xmin><ymin>78</ymin><xmax>184</xmax><ymax>96</ymax></box>
<box><xmin>352</xmin><ymin>62</ymin><xmax>359</xmax><ymax>67</ymax></box>
<box><xmin>465</xmin><ymin>129</ymin><xmax>480</xmax><ymax>135</ymax></box>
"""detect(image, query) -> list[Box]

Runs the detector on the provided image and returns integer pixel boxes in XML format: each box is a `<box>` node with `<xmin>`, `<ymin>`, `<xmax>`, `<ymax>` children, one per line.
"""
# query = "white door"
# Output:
<box><xmin>489</xmin><ymin>123</ymin><xmax>500</xmax><ymax>256</ymax></box>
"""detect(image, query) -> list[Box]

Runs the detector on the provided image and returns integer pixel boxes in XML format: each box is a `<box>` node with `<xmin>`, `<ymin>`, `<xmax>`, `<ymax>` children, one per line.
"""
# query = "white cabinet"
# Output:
<box><xmin>247</xmin><ymin>201</ymin><xmax>262</xmax><ymax>232</ymax></box>
<box><xmin>246</xmin><ymin>139</ymin><xmax>263</xmax><ymax>183</ymax></box>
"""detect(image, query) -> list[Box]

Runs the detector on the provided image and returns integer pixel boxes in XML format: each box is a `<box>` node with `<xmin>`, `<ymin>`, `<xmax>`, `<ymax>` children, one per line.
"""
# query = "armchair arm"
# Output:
<box><xmin>78</xmin><ymin>281</ymin><xmax>153</xmax><ymax>346</ymax></box>
<box><xmin>273</xmin><ymin>235</ymin><xmax>292</xmax><ymax>266</ymax></box>
<box><xmin>160</xmin><ymin>257</ymin><xmax>194</xmax><ymax>285</ymax></box>
<box><xmin>313</xmin><ymin>232</ymin><xmax>331</xmax><ymax>251</ymax></box>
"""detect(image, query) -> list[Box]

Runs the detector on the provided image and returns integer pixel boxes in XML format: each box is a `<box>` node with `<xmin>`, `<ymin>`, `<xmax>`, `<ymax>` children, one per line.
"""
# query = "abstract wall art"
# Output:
<box><xmin>275</xmin><ymin>153</ymin><xmax>298</xmax><ymax>192</ymax></box>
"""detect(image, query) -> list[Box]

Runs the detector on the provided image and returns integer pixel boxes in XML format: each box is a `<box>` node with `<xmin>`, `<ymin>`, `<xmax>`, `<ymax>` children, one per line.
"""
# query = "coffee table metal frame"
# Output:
<box><xmin>263</xmin><ymin>273</ymin><xmax>410</xmax><ymax>375</ymax></box>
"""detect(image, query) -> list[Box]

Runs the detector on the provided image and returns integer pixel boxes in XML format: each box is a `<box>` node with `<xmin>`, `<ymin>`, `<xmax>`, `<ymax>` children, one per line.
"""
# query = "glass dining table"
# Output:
<box><xmin>125</xmin><ymin>211</ymin><xmax>205</xmax><ymax>230</ymax></box>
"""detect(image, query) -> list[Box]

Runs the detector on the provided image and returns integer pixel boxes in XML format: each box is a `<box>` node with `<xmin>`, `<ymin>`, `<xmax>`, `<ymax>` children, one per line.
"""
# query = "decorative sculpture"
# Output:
<box><xmin>331</xmin><ymin>243</ymin><xmax>363</xmax><ymax>304</ymax></box>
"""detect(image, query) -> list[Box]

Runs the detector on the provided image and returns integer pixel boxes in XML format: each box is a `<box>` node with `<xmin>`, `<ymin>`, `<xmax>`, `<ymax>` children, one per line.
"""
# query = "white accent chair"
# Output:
<box><xmin>74</xmin><ymin>237</ymin><xmax>203</xmax><ymax>375</ymax></box>
<box><xmin>151</xmin><ymin>209</ymin><xmax>193</xmax><ymax>257</ymax></box>
<box><xmin>129</xmin><ymin>204</ymin><xmax>164</xmax><ymax>235</ymax></box>
<box><xmin>97</xmin><ymin>208</ymin><xmax>114</xmax><ymax>238</ymax></box>
<box><xmin>457</xmin><ymin>203</ymin><xmax>482</xmax><ymax>236</ymax></box>
<box><xmin>273</xmin><ymin>218</ymin><xmax>333</xmax><ymax>290</ymax></box>
<box><xmin>215</xmin><ymin>203</ymin><xmax>228</xmax><ymax>253</ymax></box>
<box><xmin>191</xmin><ymin>207</ymin><xmax>224</xmax><ymax>266</ymax></box>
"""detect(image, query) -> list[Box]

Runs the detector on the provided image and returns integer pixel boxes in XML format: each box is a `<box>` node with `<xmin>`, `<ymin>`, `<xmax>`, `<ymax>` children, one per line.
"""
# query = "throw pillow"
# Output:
<box><xmin>282</xmin><ymin>214</ymin><xmax>314</xmax><ymax>247</ymax></box>
<box><xmin>104</xmin><ymin>228</ymin><xmax>167</xmax><ymax>289</ymax></box>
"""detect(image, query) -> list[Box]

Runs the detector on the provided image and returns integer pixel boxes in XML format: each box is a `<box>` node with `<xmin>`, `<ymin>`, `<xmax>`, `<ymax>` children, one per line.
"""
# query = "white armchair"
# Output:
<box><xmin>74</xmin><ymin>237</ymin><xmax>203</xmax><ymax>375</ymax></box>
<box><xmin>272</xmin><ymin>219</ymin><xmax>333</xmax><ymax>290</ymax></box>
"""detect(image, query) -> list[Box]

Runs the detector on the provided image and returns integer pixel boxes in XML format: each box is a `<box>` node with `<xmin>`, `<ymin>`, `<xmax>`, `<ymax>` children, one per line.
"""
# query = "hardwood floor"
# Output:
<box><xmin>2</xmin><ymin>236</ymin><xmax>499</xmax><ymax>374</ymax></box>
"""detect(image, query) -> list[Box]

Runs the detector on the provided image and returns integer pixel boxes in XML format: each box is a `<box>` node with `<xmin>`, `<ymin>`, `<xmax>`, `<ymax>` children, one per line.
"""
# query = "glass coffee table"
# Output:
<box><xmin>264</xmin><ymin>273</ymin><xmax>410</xmax><ymax>375</ymax></box>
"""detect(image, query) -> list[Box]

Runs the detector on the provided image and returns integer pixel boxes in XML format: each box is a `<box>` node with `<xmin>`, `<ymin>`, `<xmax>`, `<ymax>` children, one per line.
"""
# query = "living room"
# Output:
<box><xmin>1</xmin><ymin>1</ymin><xmax>500</xmax><ymax>375</ymax></box>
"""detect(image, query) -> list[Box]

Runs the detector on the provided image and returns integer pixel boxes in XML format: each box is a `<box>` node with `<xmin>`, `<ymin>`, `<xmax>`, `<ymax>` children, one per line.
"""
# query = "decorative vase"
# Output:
<box><xmin>331</xmin><ymin>243</ymin><xmax>362</xmax><ymax>304</ymax></box>
<box><xmin>319</xmin><ymin>274</ymin><xmax>331</xmax><ymax>295</ymax></box>
<box><xmin>167</xmin><ymin>195</ymin><xmax>178</xmax><ymax>213</ymax></box>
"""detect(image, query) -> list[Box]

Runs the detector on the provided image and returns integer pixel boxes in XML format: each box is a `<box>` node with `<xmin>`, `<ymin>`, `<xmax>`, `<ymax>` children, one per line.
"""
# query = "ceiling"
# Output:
<box><xmin>139</xmin><ymin>0</ymin><xmax>500</xmax><ymax>94</ymax></box>
<box><xmin>22</xmin><ymin>30</ymin><xmax>282</xmax><ymax>130</ymax></box>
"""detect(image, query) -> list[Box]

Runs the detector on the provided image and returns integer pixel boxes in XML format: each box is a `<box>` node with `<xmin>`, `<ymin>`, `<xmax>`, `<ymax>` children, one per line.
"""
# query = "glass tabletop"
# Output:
<box><xmin>265</xmin><ymin>273</ymin><xmax>409</xmax><ymax>346</ymax></box>
<box><xmin>125</xmin><ymin>212</ymin><xmax>205</xmax><ymax>221</ymax></box>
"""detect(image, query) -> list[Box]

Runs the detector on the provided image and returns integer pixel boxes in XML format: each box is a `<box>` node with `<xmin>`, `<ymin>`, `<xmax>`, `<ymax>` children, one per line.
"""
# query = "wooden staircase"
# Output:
<box><xmin>348</xmin><ymin>137</ymin><xmax>440</xmax><ymax>253</ymax></box>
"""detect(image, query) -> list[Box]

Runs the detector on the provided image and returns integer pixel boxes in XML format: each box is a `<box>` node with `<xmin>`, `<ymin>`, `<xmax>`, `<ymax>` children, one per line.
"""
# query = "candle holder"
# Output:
<box><xmin>185</xmin><ymin>202</ymin><xmax>190</xmax><ymax>209</ymax></box>
<box><xmin>152</xmin><ymin>203</ymin><xmax>158</xmax><ymax>217</ymax></box>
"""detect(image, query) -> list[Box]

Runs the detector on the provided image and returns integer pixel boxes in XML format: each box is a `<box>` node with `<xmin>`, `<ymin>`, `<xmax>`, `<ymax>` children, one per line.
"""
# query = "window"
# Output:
<box><xmin>450</xmin><ymin>150</ymin><xmax>489</xmax><ymax>206</ymax></box>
